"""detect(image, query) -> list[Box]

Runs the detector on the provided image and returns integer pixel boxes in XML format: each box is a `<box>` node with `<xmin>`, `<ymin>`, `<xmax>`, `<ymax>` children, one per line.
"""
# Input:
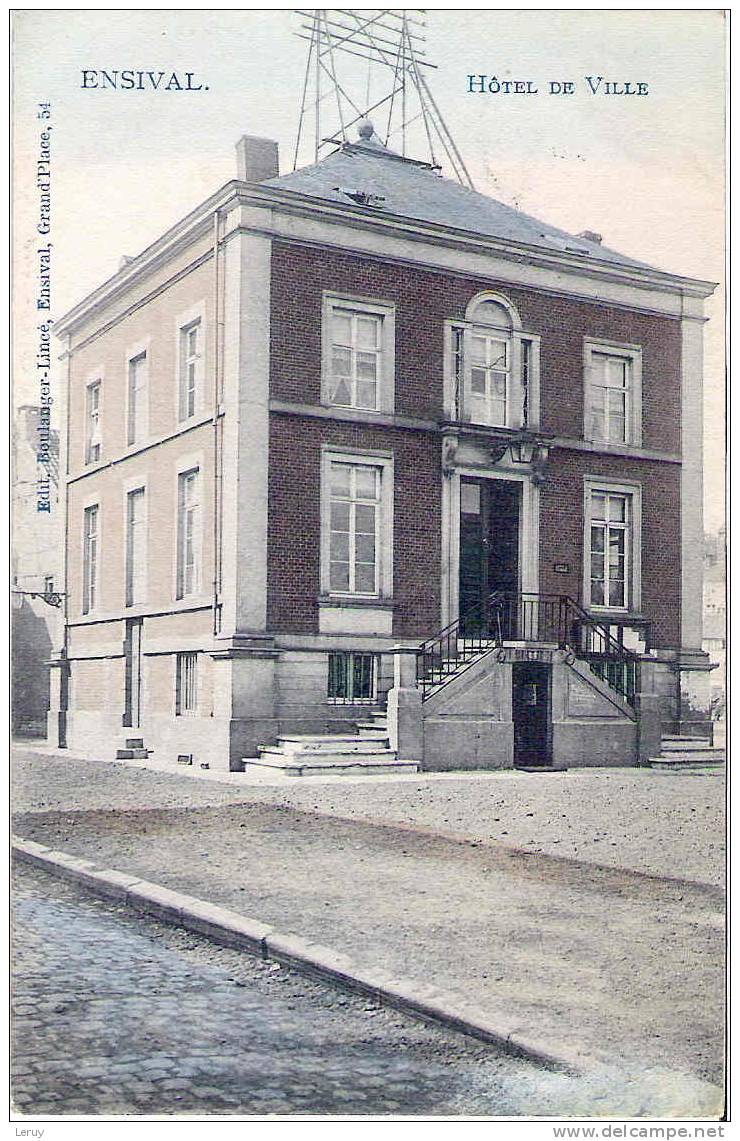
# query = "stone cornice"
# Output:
<box><xmin>270</xmin><ymin>400</ymin><xmax>682</xmax><ymax>465</ymax></box>
<box><xmin>56</xmin><ymin>178</ymin><xmax>717</xmax><ymax>336</ymax></box>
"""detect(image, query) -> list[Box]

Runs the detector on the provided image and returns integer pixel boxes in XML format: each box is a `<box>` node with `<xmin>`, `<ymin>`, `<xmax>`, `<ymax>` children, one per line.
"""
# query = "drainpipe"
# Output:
<box><xmin>211</xmin><ymin>208</ymin><xmax>223</xmax><ymax>636</ymax></box>
<box><xmin>58</xmin><ymin>332</ymin><xmax>72</xmax><ymax>746</ymax></box>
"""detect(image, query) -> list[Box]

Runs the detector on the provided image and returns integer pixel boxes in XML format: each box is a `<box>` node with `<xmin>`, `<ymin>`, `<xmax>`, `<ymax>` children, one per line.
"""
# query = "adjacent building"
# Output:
<box><xmin>12</xmin><ymin>405</ymin><xmax>62</xmax><ymax>735</ymax></box>
<box><xmin>703</xmin><ymin>528</ymin><xmax>726</xmax><ymax>718</ymax></box>
<box><xmin>50</xmin><ymin>126</ymin><xmax>715</xmax><ymax>771</ymax></box>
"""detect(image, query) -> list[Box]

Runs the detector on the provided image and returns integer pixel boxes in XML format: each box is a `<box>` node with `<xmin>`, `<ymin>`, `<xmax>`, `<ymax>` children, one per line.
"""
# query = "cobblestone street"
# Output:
<box><xmin>11</xmin><ymin>749</ymin><xmax>726</xmax><ymax>1118</ymax></box>
<box><xmin>12</xmin><ymin>864</ymin><xmax>552</xmax><ymax>1117</ymax></box>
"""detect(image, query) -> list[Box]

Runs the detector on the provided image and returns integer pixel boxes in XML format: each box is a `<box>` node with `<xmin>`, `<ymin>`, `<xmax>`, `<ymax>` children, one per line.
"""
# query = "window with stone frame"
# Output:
<box><xmin>446</xmin><ymin>294</ymin><xmax>539</xmax><ymax>429</ymax></box>
<box><xmin>328</xmin><ymin>461</ymin><xmax>380</xmax><ymax>595</ymax></box>
<box><xmin>82</xmin><ymin>504</ymin><xmax>99</xmax><ymax>614</ymax></box>
<box><xmin>125</xmin><ymin>487</ymin><xmax>146</xmax><ymax>606</ymax></box>
<box><xmin>322</xmin><ymin>294</ymin><xmax>395</xmax><ymax>413</ymax></box>
<box><xmin>320</xmin><ymin>449</ymin><xmax>394</xmax><ymax>601</ymax></box>
<box><xmin>584</xmin><ymin>340</ymin><xmax>642</xmax><ymax>446</ymax></box>
<box><xmin>589</xmin><ymin>490</ymin><xmax>630</xmax><ymax>609</ymax></box>
<box><xmin>176</xmin><ymin>468</ymin><xmax>200</xmax><ymax>598</ymax></box>
<box><xmin>85</xmin><ymin>380</ymin><xmax>102</xmax><ymax>464</ymax></box>
<box><xmin>178</xmin><ymin>319</ymin><xmax>202</xmax><ymax>421</ymax></box>
<box><xmin>127</xmin><ymin>351</ymin><xmax>148</xmax><ymax>445</ymax></box>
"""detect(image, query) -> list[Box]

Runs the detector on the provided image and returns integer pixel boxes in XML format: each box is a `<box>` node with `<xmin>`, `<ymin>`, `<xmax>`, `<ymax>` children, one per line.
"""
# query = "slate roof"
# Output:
<box><xmin>262</xmin><ymin>125</ymin><xmax>656</xmax><ymax>272</ymax></box>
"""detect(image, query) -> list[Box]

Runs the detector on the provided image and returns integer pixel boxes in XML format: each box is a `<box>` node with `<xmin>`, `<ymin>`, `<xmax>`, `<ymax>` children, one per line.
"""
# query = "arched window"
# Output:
<box><xmin>467</xmin><ymin>296</ymin><xmax>516</xmax><ymax>426</ymax></box>
<box><xmin>469</xmin><ymin>298</ymin><xmax>514</xmax><ymax>330</ymax></box>
<box><xmin>446</xmin><ymin>292</ymin><xmax>539</xmax><ymax>430</ymax></box>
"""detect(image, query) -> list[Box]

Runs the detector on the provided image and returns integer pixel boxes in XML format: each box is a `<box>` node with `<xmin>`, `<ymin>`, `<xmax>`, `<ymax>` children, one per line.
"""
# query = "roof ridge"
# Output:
<box><xmin>262</xmin><ymin>145</ymin><xmax>655</xmax><ymax>271</ymax></box>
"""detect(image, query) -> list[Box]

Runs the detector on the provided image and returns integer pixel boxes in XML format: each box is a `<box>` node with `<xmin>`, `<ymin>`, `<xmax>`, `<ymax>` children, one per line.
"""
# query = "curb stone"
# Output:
<box><xmin>12</xmin><ymin>835</ymin><xmax>583</xmax><ymax>1075</ymax></box>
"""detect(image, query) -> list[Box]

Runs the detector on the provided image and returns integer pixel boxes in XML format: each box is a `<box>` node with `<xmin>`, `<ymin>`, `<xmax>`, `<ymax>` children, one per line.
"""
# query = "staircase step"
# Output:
<box><xmin>268</xmin><ymin>734</ymin><xmax>391</xmax><ymax>756</ymax></box>
<box><xmin>515</xmin><ymin>763</ymin><xmax>569</xmax><ymax>774</ymax></box>
<box><xmin>355</xmin><ymin>726</ymin><xmax>390</xmax><ymax>741</ymax></box>
<box><xmin>650</xmin><ymin>749</ymin><xmax>725</xmax><ymax>768</ymax></box>
<box><xmin>246</xmin><ymin>751</ymin><xmax>417</xmax><ymax>777</ymax></box>
<box><xmin>661</xmin><ymin>737</ymin><xmax>715</xmax><ymax>751</ymax></box>
<box><xmin>259</xmin><ymin>745</ymin><xmax>397</xmax><ymax>762</ymax></box>
<box><xmin>423</xmin><ymin>667</ymin><xmax>466</xmax><ymax>682</ymax></box>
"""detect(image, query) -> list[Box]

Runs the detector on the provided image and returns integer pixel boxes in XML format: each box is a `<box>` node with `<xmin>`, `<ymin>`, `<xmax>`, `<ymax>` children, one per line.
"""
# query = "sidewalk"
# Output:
<box><xmin>12</xmin><ymin>749</ymin><xmax>724</xmax><ymax>1111</ymax></box>
<box><xmin>14</xmin><ymin>742</ymin><xmax>725</xmax><ymax>885</ymax></box>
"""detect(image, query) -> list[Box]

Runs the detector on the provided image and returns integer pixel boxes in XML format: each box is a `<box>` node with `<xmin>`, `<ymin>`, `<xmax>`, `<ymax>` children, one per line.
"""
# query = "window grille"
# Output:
<box><xmin>175</xmin><ymin>652</ymin><xmax>198</xmax><ymax>715</ymax></box>
<box><xmin>327</xmin><ymin>651</ymin><xmax>377</xmax><ymax>703</ymax></box>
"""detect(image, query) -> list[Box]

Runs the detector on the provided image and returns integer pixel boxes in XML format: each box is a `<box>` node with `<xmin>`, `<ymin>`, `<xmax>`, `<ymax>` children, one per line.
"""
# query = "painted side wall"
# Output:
<box><xmin>62</xmin><ymin>240</ymin><xmax>221</xmax><ymax>763</ymax></box>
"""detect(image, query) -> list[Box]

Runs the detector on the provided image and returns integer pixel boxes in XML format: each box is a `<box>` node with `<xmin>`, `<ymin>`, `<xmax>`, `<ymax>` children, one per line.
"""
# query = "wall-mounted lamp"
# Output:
<box><xmin>11</xmin><ymin>589</ymin><xmax>65</xmax><ymax>609</ymax></box>
<box><xmin>509</xmin><ymin>435</ymin><xmax>539</xmax><ymax>465</ymax></box>
<box><xmin>500</xmin><ymin>432</ymin><xmax>552</xmax><ymax>485</ymax></box>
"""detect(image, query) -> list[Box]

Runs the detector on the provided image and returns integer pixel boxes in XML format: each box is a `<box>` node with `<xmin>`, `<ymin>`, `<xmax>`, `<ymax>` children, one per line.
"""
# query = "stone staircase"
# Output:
<box><xmin>115</xmin><ymin>736</ymin><xmax>152</xmax><ymax>761</ymax></box>
<box><xmin>419</xmin><ymin>637</ymin><xmax>499</xmax><ymax>700</ymax></box>
<box><xmin>245</xmin><ymin>712</ymin><xmax>419</xmax><ymax>777</ymax></box>
<box><xmin>649</xmin><ymin>735</ymin><xmax>726</xmax><ymax>770</ymax></box>
<box><xmin>416</xmin><ymin>594</ymin><xmax>641</xmax><ymax>711</ymax></box>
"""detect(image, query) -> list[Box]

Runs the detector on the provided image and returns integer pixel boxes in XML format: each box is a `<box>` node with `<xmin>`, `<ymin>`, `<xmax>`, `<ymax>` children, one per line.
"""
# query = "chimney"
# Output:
<box><xmin>236</xmin><ymin>135</ymin><xmax>279</xmax><ymax>182</ymax></box>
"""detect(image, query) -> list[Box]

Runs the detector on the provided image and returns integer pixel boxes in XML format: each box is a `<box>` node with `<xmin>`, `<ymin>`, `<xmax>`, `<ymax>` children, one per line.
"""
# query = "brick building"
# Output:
<box><xmin>50</xmin><ymin>125</ymin><xmax>715</xmax><ymax>772</ymax></box>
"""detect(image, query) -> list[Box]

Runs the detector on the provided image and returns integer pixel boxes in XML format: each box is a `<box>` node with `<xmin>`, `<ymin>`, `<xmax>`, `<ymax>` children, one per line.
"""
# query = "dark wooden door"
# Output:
<box><xmin>459</xmin><ymin>480</ymin><xmax>486</xmax><ymax>630</ymax></box>
<box><xmin>459</xmin><ymin>479</ymin><xmax>520</xmax><ymax>633</ymax></box>
<box><xmin>512</xmin><ymin>662</ymin><xmax>551</xmax><ymax>767</ymax></box>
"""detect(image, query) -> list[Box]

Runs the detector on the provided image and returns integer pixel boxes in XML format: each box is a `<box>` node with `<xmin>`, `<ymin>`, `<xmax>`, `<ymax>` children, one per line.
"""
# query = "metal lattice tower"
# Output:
<box><xmin>293</xmin><ymin>9</ymin><xmax>474</xmax><ymax>188</ymax></box>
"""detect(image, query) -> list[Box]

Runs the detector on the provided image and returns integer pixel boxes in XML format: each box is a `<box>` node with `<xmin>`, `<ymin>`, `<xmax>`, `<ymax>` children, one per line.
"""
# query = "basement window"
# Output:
<box><xmin>327</xmin><ymin>651</ymin><xmax>376</xmax><ymax>704</ymax></box>
<box><xmin>175</xmin><ymin>652</ymin><xmax>198</xmax><ymax>716</ymax></box>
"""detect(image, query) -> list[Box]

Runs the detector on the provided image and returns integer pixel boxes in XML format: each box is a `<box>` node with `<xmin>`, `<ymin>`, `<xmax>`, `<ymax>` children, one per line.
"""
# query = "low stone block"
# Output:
<box><xmin>347</xmin><ymin>965</ymin><xmax>398</xmax><ymax>993</ymax></box>
<box><xmin>182</xmin><ymin>898</ymin><xmax>273</xmax><ymax>951</ymax></box>
<box><xmin>302</xmin><ymin>942</ymin><xmax>355</xmax><ymax>970</ymax></box>
<box><xmin>11</xmin><ymin>838</ymin><xmax>51</xmax><ymax>863</ymax></box>
<box><xmin>264</xmin><ymin>930</ymin><xmax>318</xmax><ymax>967</ymax></box>
<box><xmin>76</xmin><ymin>868</ymin><xmax>144</xmax><ymax>901</ymax></box>
<box><xmin>293</xmin><ymin>943</ymin><xmax>366</xmax><ymax>987</ymax></box>
<box><xmin>125</xmin><ymin>881</ymin><xmax>186</xmax><ymax>923</ymax></box>
<box><xmin>506</xmin><ymin>1031</ymin><xmax>582</xmax><ymax>1074</ymax></box>
<box><xmin>42</xmin><ymin>850</ymin><xmax>100</xmax><ymax>883</ymax></box>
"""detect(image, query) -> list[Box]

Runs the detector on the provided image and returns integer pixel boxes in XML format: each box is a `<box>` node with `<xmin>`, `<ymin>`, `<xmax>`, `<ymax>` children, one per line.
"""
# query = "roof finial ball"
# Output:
<box><xmin>358</xmin><ymin>120</ymin><xmax>375</xmax><ymax>140</ymax></box>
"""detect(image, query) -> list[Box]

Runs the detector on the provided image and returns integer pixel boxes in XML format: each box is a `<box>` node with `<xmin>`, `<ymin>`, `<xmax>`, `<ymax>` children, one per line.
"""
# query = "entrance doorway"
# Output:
<box><xmin>459</xmin><ymin>478</ymin><xmax>520</xmax><ymax>633</ymax></box>
<box><xmin>512</xmin><ymin>661</ymin><xmax>551</xmax><ymax>767</ymax></box>
<box><xmin>124</xmin><ymin>618</ymin><xmax>143</xmax><ymax>729</ymax></box>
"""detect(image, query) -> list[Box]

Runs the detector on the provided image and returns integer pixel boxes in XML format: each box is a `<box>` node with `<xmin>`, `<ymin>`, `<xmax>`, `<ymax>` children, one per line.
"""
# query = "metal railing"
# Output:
<box><xmin>473</xmin><ymin>592</ymin><xmax>570</xmax><ymax>645</ymax></box>
<box><xmin>417</xmin><ymin>591</ymin><xmax>641</xmax><ymax>705</ymax></box>
<box><xmin>562</xmin><ymin>595</ymin><xmax>641</xmax><ymax>707</ymax></box>
<box><xmin>416</xmin><ymin>598</ymin><xmax>500</xmax><ymax>701</ymax></box>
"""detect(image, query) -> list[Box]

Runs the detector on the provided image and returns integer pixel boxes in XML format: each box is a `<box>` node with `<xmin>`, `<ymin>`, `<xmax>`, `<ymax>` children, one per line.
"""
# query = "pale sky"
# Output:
<box><xmin>13</xmin><ymin>9</ymin><xmax>726</xmax><ymax>529</ymax></box>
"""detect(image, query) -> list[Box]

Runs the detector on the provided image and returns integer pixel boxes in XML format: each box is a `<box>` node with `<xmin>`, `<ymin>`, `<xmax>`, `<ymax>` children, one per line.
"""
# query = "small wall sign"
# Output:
<box><xmin>554</xmin><ymin>562</ymin><xmax>570</xmax><ymax>573</ymax></box>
